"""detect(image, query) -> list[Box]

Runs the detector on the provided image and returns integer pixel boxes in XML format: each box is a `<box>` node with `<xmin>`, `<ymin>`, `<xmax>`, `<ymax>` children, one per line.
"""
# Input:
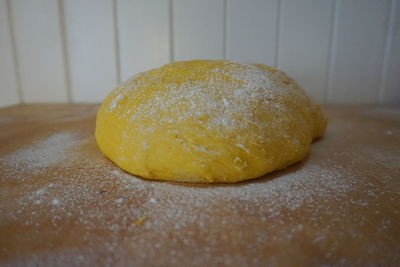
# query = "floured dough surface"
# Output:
<box><xmin>95</xmin><ymin>60</ymin><xmax>326</xmax><ymax>183</ymax></box>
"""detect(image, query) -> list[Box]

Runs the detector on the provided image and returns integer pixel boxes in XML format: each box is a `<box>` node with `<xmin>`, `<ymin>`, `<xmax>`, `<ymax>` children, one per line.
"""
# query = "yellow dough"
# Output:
<box><xmin>96</xmin><ymin>60</ymin><xmax>327</xmax><ymax>183</ymax></box>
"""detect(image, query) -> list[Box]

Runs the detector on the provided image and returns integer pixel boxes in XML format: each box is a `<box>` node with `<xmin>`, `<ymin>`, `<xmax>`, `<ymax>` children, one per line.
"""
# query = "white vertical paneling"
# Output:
<box><xmin>173</xmin><ymin>0</ymin><xmax>224</xmax><ymax>61</ymax></box>
<box><xmin>117</xmin><ymin>0</ymin><xmax>170</xmax><ymax>81</ymax></box>
<box><xmin>226</xmin><ymin>0</ymin><xmax>279</xmax><ymax>66</ymax></box>
<box><xmin>63</xmin><ymin>0</ymin><xmax>117</xmax><ymax>102</ymax></box>
<box><xmin>0</xmin><ymin>0</ymin><xmax>19</xmax><ymax>107</ymax></box>
<box><xmin>1</xmin><ymin>0</ymin><xmax>398</xmax><ymax>104</ymax></box>
<box><xmin>327</xmin><ymin>0</ymin><xmax>391</xmax><ymax>103</ymax></box>
<box><xmin>10</xmin><ymin>0</ymin><xmax>68</xmax><ymax>102</ymax></box>
<box><xmin>380</xmin><ymin>0</ymin><xmax>400</xmax><ymax>104</ymax></box>
<box><xmin>278</xmin><ymin>0</ymin><xmax>334</xmax><ymax>103</ymax></box>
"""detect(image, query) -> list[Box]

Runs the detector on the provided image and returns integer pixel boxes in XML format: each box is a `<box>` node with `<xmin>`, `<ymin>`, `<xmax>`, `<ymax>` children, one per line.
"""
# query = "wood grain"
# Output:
<box><xmin>0</xmin><ymin>104</ymin><xmax>399</xmax><ymax>266</ymax></box>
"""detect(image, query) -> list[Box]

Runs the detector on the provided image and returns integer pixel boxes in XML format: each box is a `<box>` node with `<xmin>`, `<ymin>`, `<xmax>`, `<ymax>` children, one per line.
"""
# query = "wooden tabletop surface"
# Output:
<box><xmin>0</xmin><ymin>104</ymin><xmax>399</xmax><ymax>266</ymax></box>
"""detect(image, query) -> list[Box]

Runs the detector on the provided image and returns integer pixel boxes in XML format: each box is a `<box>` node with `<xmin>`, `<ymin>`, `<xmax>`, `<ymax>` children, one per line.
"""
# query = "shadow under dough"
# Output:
<box><xmin>96</xmin><ymin>136</ymin><xmax>325</xmax><ymax>189</ymax></box>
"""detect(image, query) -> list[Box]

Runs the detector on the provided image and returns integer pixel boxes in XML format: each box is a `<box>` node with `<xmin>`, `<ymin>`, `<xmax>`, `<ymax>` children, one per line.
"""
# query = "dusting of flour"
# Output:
<box><xmin>2</xmin><ymin>132</ymin><xmax>81</xmax><ymax>174</ymax></box>
<box><xmin>1</xmin><ymin>103</ymin><xmax>400</xmax><ymax>265</ymax></box>
<box><xmin>106</xmin><ymin>61</ymin><xmax>311</xmax><ymax>139</ymax></box>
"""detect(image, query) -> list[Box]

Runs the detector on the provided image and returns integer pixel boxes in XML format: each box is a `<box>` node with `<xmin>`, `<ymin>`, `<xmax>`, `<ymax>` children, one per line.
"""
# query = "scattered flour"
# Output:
<box><xmin>1</xmin><ymin>103</ymin><xmax>399</xmax><ymax>265</ymax></box>
<box><xmin>362</xmin><ymin>146</ymin><xmax>400</xmax><ymax>170</ymax></box>
<box><xmin>51</xmin><ymin>199</ymin><xmax>61</xmax><ymax>206</ymax></box>
<box><xmin>2</xmin><ymin>138</ymin><xmax>398</xmax><ymax>266</ymax></box>
<box><xmin>0</xmin><ymin>117</ymin><xmax>13</xmax><ymax>125</ymax></box>
<box><xmin>2</xmin><ymin>132</ymin><xmax>81</xmax><ymax>174</ymax></box>
<box><xmin>106</xmin><ymin>61</ymin><xmax>311</xmax><ymax>141</ymax></box>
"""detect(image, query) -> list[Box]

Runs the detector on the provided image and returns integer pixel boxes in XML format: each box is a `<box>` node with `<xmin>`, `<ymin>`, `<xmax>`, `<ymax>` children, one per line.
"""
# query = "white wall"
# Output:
<box><xmin>0</xmin><ymin>0</ymin><xmax>399</xmax><ymax>106</ymax></box>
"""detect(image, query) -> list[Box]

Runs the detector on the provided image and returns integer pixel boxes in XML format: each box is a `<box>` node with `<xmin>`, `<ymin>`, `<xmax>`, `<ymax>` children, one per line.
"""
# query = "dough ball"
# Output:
<box><xmin>95</xmin><ymin>60</ymin><xmax>327</xmax><ymax>183</ymax></box>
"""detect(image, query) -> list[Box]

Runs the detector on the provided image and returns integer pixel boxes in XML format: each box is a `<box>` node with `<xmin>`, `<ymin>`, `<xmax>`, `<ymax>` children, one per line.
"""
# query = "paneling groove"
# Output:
<box><xmin>0</xmin><ymin>0</ymin><xmax>20</xmax><ymax>106</ymax></box>
<box><xmin>222</xmin><ymin>0</ymin><xmax>227</xmax><ymax>60</ymax></box>
<box><xmin>323</xmin><ymin>0</ymin><xmax>338</xmax><ymax>103</ymax></box>
<box><xmin>169</xmin><ymin>0</ymin><xmax>175</xmax><ymax>62</ymax></box>
<box><xmin>274</xmin><ymin>0</ymin><xmax>282</xmax><ymax>67</ymax></box>
<box><xmin>58</xmin><ymin>0</ymin><xmax>72</xmax><ymax>102</ymax></box>
<box><xmin>112</xmin><ymin>0</ymin><xmax>121</xmax><ymax>84</ymax></box>
<box><xmin>379</xmin><ymin>0</ymin><xmax>400</xmax><ymax>103</ymax></box>
<box><xmin>6</xmin><ymin>0</ymin><xmax>22</xmax><ymax>103</ymax></box>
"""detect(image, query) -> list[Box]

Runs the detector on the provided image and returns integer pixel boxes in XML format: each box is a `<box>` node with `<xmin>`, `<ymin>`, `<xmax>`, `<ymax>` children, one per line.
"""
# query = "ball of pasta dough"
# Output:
<box><xmin>96</xmin><ymin>60</ymin><xmax>326</xmax><ymax>183</ymax></box>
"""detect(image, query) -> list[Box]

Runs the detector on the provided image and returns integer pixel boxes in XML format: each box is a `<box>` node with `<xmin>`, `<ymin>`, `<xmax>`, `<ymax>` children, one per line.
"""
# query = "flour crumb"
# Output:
<box><xmin>51</xmin><ymin>199</ymin><xmax>61</xmax><ymax>206</ymax></box>
<box><xmin>148</xmin><ymin>198</ymin><xmax>157</xmax><ymax>204</ymax></box>
<box><xmin>115</xmin><ymin>198</ymin><xmax>125</xmax><ymax>203</ymax></box>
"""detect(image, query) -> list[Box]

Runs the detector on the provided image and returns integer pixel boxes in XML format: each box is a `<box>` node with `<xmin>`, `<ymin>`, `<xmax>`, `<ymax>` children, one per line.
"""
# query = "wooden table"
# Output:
<box><xmin>0</xmin><ymin>104</ymin><xmax>399</xmax><ymax>266</ymax></box>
